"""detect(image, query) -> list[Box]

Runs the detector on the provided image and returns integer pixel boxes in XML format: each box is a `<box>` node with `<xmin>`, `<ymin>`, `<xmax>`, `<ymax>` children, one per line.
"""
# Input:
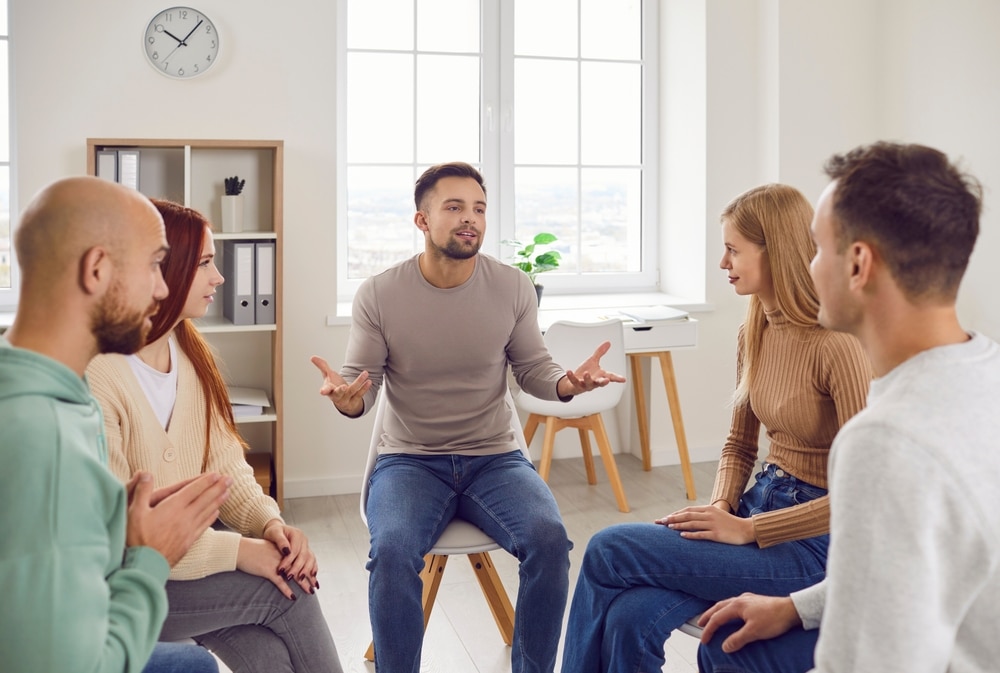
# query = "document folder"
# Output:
<box><xmin>117</xmin><ymin>150</ymin><xmax>140</xmax><ymax>190</ymax></box>
<box><xmin>223</xmin><ymin>240</ymin><xmax>255</xmax><ymax>325</ymax></box>
<box><xmin>96</xmin><ymin>150</ymin><xmax>118</xmax><ymax>182</ymax></box>
<box><xmin>254</xmin><ymin>241</ymin><xmax>275</xmax><ymax>325</ymax></box>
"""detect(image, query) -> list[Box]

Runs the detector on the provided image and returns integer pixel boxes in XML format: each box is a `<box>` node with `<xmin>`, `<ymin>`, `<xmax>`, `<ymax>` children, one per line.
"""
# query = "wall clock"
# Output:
<box><xmin>143</xmin><ymin>6</ymin><xmax>220</xmax><ymax>79</ymax></box>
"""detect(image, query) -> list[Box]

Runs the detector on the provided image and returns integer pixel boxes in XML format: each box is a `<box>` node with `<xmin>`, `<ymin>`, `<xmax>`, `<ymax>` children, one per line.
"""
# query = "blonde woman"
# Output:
<box><xmin>560</xmin><ymin>184</ymin><xmax>873</xmax><ymax>673</ymax></box>
<box><xmin>87</xmin><ymin>200</ymin><xmax>341</xmax><ymax>673</ymax></box>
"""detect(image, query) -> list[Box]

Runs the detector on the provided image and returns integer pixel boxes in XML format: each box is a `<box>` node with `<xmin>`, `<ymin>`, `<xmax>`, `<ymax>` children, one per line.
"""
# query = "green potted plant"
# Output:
<box><xmin>502</xmin><ymin>232</ymin><xmax>562</xmax><ymax>305</ymax></box>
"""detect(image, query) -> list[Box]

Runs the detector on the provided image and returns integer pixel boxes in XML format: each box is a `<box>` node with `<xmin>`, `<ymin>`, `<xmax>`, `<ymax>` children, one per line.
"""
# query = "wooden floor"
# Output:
<box><xmin>283</xmin><ymin>454</ymin><xmax>720</xmax><ymax>673</ymax></box>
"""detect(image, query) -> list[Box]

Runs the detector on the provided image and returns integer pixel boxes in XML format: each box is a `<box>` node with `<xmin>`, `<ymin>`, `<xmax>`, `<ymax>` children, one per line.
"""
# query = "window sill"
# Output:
<box><xmin>326</xmin><ymin>292</ymin><xmax>713</xmax><ymax>326</ymax></box>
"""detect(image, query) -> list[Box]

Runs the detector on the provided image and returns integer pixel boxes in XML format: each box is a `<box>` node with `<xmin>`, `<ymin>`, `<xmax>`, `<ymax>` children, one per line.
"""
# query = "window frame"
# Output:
<box><xmin>335</xmin><ymin>0</ymin><xmax>660</xmax><ymax>302</ymax></box>
<box><xmin>0</xmin><ymin>3</ymin><xmax>15</xmax><ymax>313</ymax></box>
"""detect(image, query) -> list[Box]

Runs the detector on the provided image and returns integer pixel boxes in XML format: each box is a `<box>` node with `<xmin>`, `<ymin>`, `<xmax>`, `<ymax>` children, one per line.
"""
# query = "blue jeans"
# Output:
<box><xmin>560</xmin><ymin>464</ymin><xmax>829</xmax><ymax>673</ymax></box>
<box><xmin>366</xmin><ymin>450</ymin><xmax>572</xmax><ymax>673</ymax></box>
<box><xmin>143</xmin><ymin>642</ymin><xmax>218</xmax><ymax>673</ymax></box>
<box><xmin>696</xmin><ymin>621</ymin><xmax>817</xmax><ymax>672</ymax></box>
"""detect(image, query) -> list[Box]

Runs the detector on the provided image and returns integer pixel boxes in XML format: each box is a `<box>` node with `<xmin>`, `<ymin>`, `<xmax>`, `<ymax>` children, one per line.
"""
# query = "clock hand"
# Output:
<box><xmin>178</xmin><ymin>19</ymin><xmax>204</xmax><ymax>45</ymax></box>
<box><xmin>161</xmin><ymin>29</ymin><xmax>185</xmax><ymax>44</ymax></box>
<box><xmin>161</xmin><ymin>42</ymin><xmax>185</xmax><ymax>66</ymax></box>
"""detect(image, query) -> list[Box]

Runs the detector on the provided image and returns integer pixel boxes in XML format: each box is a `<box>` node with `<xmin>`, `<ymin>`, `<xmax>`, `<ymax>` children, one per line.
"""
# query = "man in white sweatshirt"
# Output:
<box><xmin>694</xmin><ymin>141</ymin><xmax>1000</xmax><ymax>673</ymax></box>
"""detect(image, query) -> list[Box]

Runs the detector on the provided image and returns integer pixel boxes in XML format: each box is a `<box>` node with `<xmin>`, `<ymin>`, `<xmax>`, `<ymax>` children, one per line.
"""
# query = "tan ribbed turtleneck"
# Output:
<box><xmin>710</xmin><ymin>309</ymin><xmax>872</xmax><ymax>547</ymax></box>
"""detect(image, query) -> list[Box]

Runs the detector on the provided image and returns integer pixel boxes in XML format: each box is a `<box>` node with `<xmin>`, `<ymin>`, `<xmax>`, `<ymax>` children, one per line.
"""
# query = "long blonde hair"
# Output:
<box><xmin>724</xmin><ymin>184</ymin><xmax>819</xmax><ymax>405</ymax></box>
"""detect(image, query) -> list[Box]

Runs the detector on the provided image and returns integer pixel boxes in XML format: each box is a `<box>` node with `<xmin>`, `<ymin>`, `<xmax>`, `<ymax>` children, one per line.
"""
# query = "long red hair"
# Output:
<box><xmin>148</xmin><ymin>198</ymin><xmax>248</xmax><ymax>469</ymax></box>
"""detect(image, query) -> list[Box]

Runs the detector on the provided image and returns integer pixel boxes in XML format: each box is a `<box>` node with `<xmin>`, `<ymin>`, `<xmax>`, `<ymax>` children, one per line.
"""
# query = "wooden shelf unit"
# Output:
<box><xmin>86</xmin><ymin>138</ymin><xmax>285</xmax><ymax>507</ymax></box>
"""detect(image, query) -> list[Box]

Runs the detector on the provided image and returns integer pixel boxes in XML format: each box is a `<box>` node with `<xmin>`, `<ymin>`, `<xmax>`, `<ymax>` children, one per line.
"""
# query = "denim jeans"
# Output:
<box><xmin>560</xmin><ymin>464</ymin><xmax>829</xmax><ymax>673</ymax></box>
<box><xmin>696</xmin><ymin>620</ymin><xmax>817</xmax><ymax>672</ymax></box>
<box><xmin>159</xmin><ymin>570</ymin><xmax>342</xmax><ymax>673</ymax></box>
<box><xmin>366</xmin><ymin>450</ymin><xmax>572</xmax><ymax>673</ymax></box>
<box><xmin>143</xmin><ymin>642</ymin><xmax>218</xmax><ymax>673</ymax></box>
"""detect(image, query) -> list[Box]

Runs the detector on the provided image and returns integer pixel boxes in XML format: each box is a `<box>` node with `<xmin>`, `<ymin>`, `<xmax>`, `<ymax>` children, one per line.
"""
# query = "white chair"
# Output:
<box><xmin>359</xmin><ymin>390</ymin><xmax>523</xmax><ymax>662</ymax></box>
<box><xmin>515</xmin><ymin>319</ymin><xmax>630</xmax><ymax>513</ymax></box>
<box><xmin>678</xmin><ymin>615</ymin><xmax>704</xmax><ymax>639</ymax></box>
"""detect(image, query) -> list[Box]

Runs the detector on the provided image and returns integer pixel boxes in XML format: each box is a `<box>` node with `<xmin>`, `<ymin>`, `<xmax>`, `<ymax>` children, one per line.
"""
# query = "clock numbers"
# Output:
<box><xmin>143</xmin><ymin>6</ymin><xmax>219</xmax><ymax>79</ymax></box>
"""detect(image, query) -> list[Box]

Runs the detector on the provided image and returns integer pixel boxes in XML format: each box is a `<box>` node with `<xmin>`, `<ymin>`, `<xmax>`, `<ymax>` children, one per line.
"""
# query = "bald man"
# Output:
<box><xmin>0</xmin><ymin>177</ymin><xmax>232</xmax><ymax>673</ymax></box>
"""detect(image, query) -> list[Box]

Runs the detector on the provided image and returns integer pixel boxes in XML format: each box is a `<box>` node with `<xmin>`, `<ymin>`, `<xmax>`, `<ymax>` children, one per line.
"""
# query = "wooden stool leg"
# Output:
<box><xmin>365</xmin><ymin>553</ymin><xmax>449</xmax><ymax>662</ymax></box>
<box><xmin>629</xmin><ymin>354</ymin><xmax>653</xmax><ymax>471</ymax></box>
<box><xmin>578</xmin><ymin>428</ymin><xmax>597</xmax><ymax>484</ymax></box>
<box><xmin>591</xmin><ymin>414</ymin><xmax>630</xmax><ymax>513</ymax></box>
<box><xmin>657</xmin><ymin>352</ymin><xmax>696</xmax><ymax>500</ymax></box>
<box><xmin>523</xmin><ymin>413</ymin><xmax>541</xmax><ymax>446</ymax></box>
<box><xmin>538</xmin><ymin>416</ymin><xmax>558</xmax><ymax>481</ymax></box>
<box><xmin>467</xmin><ymin>552</ymin><xmax>515</xmax><ymax>645</ymax></box>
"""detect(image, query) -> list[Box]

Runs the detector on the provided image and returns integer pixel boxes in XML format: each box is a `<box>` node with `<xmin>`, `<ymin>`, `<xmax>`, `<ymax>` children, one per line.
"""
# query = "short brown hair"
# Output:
<box><xmin>414</xmin><ymin>162</ymin><xmax>486</xmax><ymax>211</ymax></box>
<box><xmin>823</xmin><ymin>142</ymin><xmax>982</xmax><ymax>301</ymax></box>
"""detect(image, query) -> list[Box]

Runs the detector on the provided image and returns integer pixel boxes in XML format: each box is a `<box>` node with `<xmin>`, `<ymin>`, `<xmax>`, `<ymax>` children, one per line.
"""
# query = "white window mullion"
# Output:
<box><xmin>495</xmin><ymin>0</ymin><xmax>516</xmax><ymax>251</ymax></box>
<box><xmin>481</xmin><ymin>0</ymin><xmax>504</xmax><ymax>253</ymax></box>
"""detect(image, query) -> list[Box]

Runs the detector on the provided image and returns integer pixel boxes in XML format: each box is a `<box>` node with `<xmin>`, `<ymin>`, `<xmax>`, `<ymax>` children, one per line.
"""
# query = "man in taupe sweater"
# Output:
<box><xmin>312</xmin><ymin>162</ymin><xmax>625</xmax><ymax>673</ymax></box>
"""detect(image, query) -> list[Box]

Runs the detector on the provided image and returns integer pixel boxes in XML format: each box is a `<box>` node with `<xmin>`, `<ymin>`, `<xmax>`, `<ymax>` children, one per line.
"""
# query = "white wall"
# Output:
<box><xmin>11</xmin><ymin>1</ymin><xmax>1000</xmax><ymax>499</ymax></box>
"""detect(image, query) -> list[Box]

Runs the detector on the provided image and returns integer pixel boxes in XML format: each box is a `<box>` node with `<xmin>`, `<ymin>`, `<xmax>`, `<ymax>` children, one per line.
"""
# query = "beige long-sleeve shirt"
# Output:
<box><xmin>711</xmin><ymin>310</ymin><xmax>872</xmax><ymax>548</ymax></box>
<box><xmin>87</xmin><ymin>347</ymin><xmax>281</xmax><ymax>580</ymax></box>
<box><xmin>342</xmin><ymin>253</ymin><xmax>567</xmax><ymax>456</ymax></box>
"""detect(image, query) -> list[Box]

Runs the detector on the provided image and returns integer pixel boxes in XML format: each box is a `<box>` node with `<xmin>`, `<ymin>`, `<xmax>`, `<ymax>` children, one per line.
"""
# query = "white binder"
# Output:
<box><xmin>254</xmin><ymin>241</ymin><xmax>275</xmax><ymax>325</ymax></box>
<box><xmin>223</xmin><ymin>240</ymin><xmax>255</xmax><ymax>325</ymax></box>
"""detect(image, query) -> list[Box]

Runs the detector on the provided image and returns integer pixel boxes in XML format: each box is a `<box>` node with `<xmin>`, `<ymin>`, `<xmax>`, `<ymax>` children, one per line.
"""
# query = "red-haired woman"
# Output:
<box><xmin>87</xmin><ymin>199</ymin><xmax>342</xmax><ymax>673</ymax></box>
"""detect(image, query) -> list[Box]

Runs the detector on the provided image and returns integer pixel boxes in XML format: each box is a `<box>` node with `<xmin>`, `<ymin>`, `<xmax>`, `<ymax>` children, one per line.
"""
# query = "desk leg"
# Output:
<box><xmin>628</xmin><ymin>354</ymin><xmax>652</xmax><ymax>471</ymax></box>
<box><xmin>657</xmin><ymin>352</ymin><xmax>697</xmax><ymax>500</ymax></box>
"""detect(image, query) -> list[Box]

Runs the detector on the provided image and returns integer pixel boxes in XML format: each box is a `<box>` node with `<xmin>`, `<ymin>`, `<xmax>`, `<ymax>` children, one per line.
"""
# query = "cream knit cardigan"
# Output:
<box><xmin>87</xmin><ymin>347</ymin><xmax>282</xmax><ymax>580</ymax></box>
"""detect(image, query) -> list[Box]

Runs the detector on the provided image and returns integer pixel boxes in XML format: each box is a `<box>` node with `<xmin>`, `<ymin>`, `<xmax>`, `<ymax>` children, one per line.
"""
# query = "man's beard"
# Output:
<box><xmin>433</xmin><ymin>232</ymin><xmax>481</xmax><ymax>261</ymax></box>
<box><xmin>91</xmin><ymin>281</ymin><xmax>157</xmax><ymax>355</ymax></box>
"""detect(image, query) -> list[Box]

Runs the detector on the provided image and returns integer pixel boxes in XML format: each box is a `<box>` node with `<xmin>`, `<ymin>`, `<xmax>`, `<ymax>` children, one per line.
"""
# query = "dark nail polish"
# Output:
<box><xmin>315</xmin><ymin>581</ymin><xmax>320</xmax><ymax>589</ymax></box>
<box><xmin>282</xmin><ymin>546</ymin><xmax>291</xmax><ymax>556</ymax></box>
<box><xmin>299</xmin><ymin>574</ymin><xmax>306</xmax><ymax>581</ymax></box>
<box><xmin>290</xmin><ymin>593</ymin><xmax>297</xmax><ymax>601</ymax></box>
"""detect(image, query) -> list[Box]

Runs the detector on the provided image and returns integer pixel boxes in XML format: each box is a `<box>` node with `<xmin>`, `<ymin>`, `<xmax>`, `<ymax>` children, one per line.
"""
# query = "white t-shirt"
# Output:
<box><xmin>126</xmin><ymin>337</ymin><xmax>178</xmax><ymax>430</ymax></box>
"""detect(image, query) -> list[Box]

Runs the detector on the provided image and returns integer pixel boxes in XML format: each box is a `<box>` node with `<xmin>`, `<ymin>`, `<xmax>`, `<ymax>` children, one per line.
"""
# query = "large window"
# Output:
<box><xmin>0</xmin><ymin>3</ymin><xmax>11</xmax><ymax>303</ymax></box>
<box><xmin>337</xmin><ymin>0</ymin><xmax>656</xmax><ymax>300</ymax></box>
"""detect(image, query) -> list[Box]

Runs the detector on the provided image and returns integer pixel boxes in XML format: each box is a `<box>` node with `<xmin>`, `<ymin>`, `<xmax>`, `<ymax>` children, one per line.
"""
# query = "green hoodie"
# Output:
<box><xmin>0</xmin><ymin>337</ymin><xmax>169</xmax><ymax>673</ymax></box>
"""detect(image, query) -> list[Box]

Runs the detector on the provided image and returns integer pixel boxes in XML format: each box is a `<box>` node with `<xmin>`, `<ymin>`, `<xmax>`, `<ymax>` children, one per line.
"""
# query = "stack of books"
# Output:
<box><xmin>228</xmin><ymin>386</ymin><xmax>271</xmax><ymax>417</ymax></box>
<box><xmin>617</xmin><ymin>305</ymin><xmax>690</xmax><ymax>324</ymax></box>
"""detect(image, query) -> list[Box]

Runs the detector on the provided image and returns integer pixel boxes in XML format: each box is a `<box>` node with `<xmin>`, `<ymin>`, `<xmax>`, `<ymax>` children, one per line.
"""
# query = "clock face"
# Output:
<box><xmin>143</xmin><ymin>6</ymin><xmax>219</xmax><ymax>79</ymax></box>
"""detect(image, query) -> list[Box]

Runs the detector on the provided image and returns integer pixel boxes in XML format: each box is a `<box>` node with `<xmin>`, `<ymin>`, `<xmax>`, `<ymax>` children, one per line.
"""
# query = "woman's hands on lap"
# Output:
<box><xmin>236</xmin><ymin>537</ymin><xmax>296</xmax><ymax>600</ymax></box>
<box><xmin>655</xmin><ymin>502</ymin><xmax>756</xmax><ymax>546</ymax></box>
<box><xmin>263</xmin><ymin>520</ymin><xmax>319</xmax><ymax>594</ymax></box>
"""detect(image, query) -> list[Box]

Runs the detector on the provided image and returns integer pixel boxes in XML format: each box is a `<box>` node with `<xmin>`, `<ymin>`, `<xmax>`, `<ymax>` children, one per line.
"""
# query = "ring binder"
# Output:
<box><xmin>223</xmin><ymin>240</ymin><xmax>256</xmax><ymax>325</ymax></box>
<box><xmin>255</xmin><ymin>241</ymin><xmax>275</xmax><ymax>325</ymax></box>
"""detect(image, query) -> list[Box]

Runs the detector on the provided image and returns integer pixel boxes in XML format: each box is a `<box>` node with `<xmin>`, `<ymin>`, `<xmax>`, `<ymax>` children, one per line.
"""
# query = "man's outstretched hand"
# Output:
<box><xmin>310</xmin><ymin>355</ymin><xmax>370</xmax><ymax>418</ymax></box>
<box><xmin>556</xmin><ymin>341</ymin><xmax>627</xmax><ymax>398</ymax></box>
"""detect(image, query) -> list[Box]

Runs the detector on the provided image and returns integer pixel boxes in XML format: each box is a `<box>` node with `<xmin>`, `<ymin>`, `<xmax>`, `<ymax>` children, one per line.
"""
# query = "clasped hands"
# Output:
<box><xmin>238</xmin><ymin>519</ymin><xmax>320</xmax><ymax>600</ymax></box>
<box><xmin>309</xmin><ymin>341</ymin><xmax>625</xmax><ymax>416</ymax></box>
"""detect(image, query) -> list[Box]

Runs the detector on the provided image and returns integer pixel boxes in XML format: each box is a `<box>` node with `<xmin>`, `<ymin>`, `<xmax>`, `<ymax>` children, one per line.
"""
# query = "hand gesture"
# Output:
<box><xmin>310</xmin><ymin>355</ymin><xmax>371</xmax><ymax>418</ymax></box>
<box><xmin>698</xmin><ymin>592</ymin><xmax>802</xmax><ymax>653</ymax></box>
<box><xmin>557</xmin><ymin>341</ymin><xmax>627</xmax><ymax>397</ymax></box>
<box><xmin>126</xmin><ymin>471</ymin><xmax>231</xmax><ymax>566</ymax></box>
<box><xmin>655</xmin><ymin>503</ymin><xmax>756</xmax><ymax>546</ymax></box>
<box><xmin>263</xmin><ymin>520</ymin><xmax>319</xmax><ymax>594</ymax></box>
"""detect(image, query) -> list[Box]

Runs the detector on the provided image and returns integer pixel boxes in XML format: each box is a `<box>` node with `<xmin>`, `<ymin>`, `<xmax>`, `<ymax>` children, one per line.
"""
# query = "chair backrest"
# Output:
<box><xmin>359</xmin><ymin>388</ymin><xmax>528</xmax><ymax>524</ymax></box>
<box><xmin>515</xmin><ymin>319</ymin><xmax>627</xmax><ymax>417</ymax></box>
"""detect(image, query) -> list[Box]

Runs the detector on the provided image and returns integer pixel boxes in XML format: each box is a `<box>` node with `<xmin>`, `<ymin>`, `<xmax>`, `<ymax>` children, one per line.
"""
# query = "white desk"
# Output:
<box><xmin>536</xmin><ymin>310</ymin><xmax>698</xmax><ymax>500</ymax></box>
